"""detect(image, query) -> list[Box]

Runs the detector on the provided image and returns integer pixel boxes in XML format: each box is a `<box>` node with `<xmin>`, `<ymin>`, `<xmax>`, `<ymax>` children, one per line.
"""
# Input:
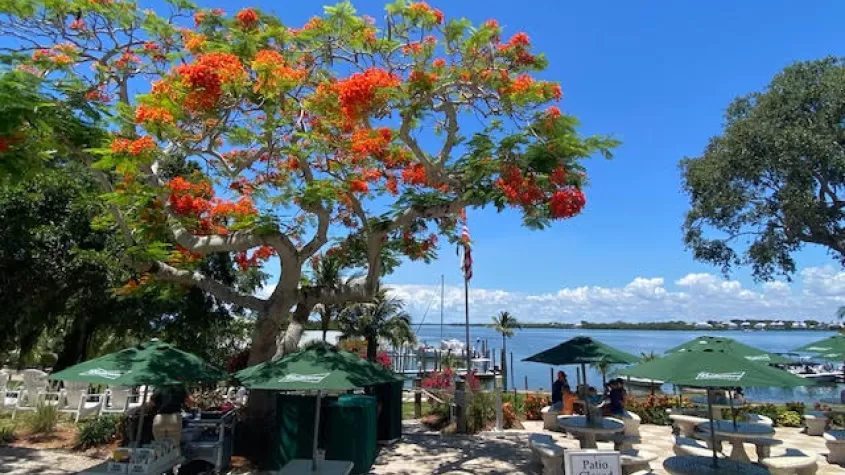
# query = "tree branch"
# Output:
<box><xmin>147</xmin><ymin>260</ymin><xmax>269</xmax><ymax>312</ymax></box>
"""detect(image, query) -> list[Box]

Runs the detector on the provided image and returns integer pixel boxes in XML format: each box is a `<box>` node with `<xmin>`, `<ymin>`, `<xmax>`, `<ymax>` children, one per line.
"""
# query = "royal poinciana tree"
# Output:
<box><xmin>0</xmin><ymin>0</ymin><xmax>616</xmax><ymax>366</ymax></box>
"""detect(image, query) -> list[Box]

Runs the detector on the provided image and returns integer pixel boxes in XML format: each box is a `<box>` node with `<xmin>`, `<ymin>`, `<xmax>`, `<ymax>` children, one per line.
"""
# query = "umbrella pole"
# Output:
<box><xmin>312</xmin><ymin>390</ymin><xmax>322</xmax><ymax>472</ymax></box>
<box><xmin>729</xmin><ymin>389</ymin><xmax>737</xmax><ymax>429</ymax></box>
<box><xmin>581</xmin><ymin>363</ymin><xmax>590</xmax><ymax>423</ymax></box>
<box><xmin>706</xmin><ymin>388</ymin><xmax>718</xmax><ymax>469</ymax></box>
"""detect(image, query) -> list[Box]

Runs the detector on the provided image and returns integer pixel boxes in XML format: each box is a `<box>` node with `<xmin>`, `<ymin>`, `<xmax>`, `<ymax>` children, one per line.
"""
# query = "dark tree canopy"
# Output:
<box><xmin>682</xmin><ymin>57</ymin><xmax>845</xmax><ymax>280</ymax></box>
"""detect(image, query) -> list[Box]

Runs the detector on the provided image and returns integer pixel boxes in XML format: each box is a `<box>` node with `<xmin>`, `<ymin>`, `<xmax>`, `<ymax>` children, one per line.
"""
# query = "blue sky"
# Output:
<box><xmin>201</xmin><ymin>0</ymin><xmax>845</xmax><ymax>322</ymax></box>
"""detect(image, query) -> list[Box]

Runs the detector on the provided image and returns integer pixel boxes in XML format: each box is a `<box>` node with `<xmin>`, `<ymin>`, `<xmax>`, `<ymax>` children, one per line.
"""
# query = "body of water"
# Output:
<box><xmin>414</xmin><ymin>325</ymin><xmax>844</xmax><ymax>404</ymax></box>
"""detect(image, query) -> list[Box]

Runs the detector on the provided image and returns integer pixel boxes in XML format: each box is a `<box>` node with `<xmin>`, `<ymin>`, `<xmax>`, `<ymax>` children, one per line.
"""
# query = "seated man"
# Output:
<box><xmin>550</xmin><ymin>371</ymin><xmax>566</xmax><ymax>410</ymax></box>
<box><xmin>607</xmin><ymin>379</ymin><xmax>627</xmax><ymax>416</ymax></box>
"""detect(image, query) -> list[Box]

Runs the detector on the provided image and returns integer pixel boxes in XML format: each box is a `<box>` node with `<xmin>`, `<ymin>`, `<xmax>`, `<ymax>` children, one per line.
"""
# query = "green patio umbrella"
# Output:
<box><xmin>49</xmin><ymin>340</ymin><xmax>226</xmax><ymax>386</ymax></box>
<box><xmin>794</xmin><ymin>334</ymin><xmax>845</xmax><ymax>358</ymax></box>
<box><xmin>236</xmin><ymin>345</ymin><xmax>403</xmax><ymax>390</ymax></box>
<box><xmin>617</xmin><ymin>348</ymin><xmax>810</xmax><ymax>469</ymax></box>
<box><xmin>237</xmin><ymin>345</ymin><xmax>403</xmax><ymax>472</ymax></box>
<box><xmin>666</xmin><ymin>335</ymin><xmax>793</xmax><ymax>364</ymax></box>
<box><xmin>523</xmin><ymin>337</ymin><xmax>639</xmax><ymax>421</ymax></box>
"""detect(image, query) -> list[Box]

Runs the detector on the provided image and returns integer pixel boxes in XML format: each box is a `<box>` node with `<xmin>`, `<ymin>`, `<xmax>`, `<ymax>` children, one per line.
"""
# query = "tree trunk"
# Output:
<box><xmin>366</xmin><ymin>333</ymin><xmax>377</xmax><ymax>362</ymax></box>
<box><xmin>54</xmin><ymin>316</ymin><xmax>93</xmax><ymax>372</ymax></box>
<box><xmin>242</xmin><ymin>312</ymin><xmax>283</xmax><ymax>468</ymax></box>
<box><xmin>502</xmin><ymin>335</ymin><xmax>508</xmax><ymax>391</ymax></box>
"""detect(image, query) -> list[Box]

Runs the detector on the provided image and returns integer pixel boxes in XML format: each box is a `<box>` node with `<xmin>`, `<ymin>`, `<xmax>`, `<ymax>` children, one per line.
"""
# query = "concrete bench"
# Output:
<box><xmin>803</xmin><ymin>411</ymin><xmax>826</xmax><ymax>436</ymax></box>
<box><xmin>746</xmin><ymin>413</ymin><xmax>773</xmax><ymax>426</ymax></box>
<box><xmin>669</xmin><ymin>414</ymin><xmax>708</xmax><ymax>437</ymax></box>
<box><xmin>823</xmin><ymin>430</ymin><xmax>845</xmax><ymax>465</ymax></box>
<box><xmin>529</xmin><ymin>433</ymin><xmax>565</xmax><ymax>475</ymax></box>
<box><xmin>760</xmin><ymin>451</ymin><xmax>819</xmax><ymax>475</ymax></box>
<box><xmin>541</xmin><ymin>406</ymin><xmax>562</xmax><ymax>432</ymax></box>
<box><xmin>597</xmin><ymin>433</ymin><xmax>642</xmax><ymax>451</ymax></box>
<box><xmin>748</xmin><ymin>437</ymin><xmax>782</xmax><ymax>460</ymax></box>
<box><xmin>672</xmin><ymin>436</ymin><xmax>724</xmax><ymax>459</ymax></box>
<box><xmin>620</xmin><ymin>449</ymin><xmax>657</xmax><ymax>475</ymax></box>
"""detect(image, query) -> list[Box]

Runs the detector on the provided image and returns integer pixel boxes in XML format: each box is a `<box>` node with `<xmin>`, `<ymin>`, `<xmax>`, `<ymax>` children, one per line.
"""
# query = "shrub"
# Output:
<box><xmin>0</xmin><ymin>421</ymin><xmax>16</xmax><ymax>444</ymax></box>
<box><xmin>75</xmin><ymin>415</ymin><xmax>122</xmax><ymax>450</ymax></box>
<box><xmin>422</xmin><ymin>369</ymin><xmax>455</xmax><ymax>391</ymax></box>
<box><xmin>785</xmin><ymin>402</ymin><xmax>805</xmax><ymax>415</ymax></box>
<box><xmin>26</xmin><ymin>402</ymin><xmax>59</xmax><ymax>435</ymax></box>
<box><xmin>777</xmin><ymin>410</ymin><xmax>802</xmax><ymax>427</ymax></box>
<box><xmin>467</xmin><ymin>392</ymin><xmax>495</xmax><ymax>433</ymax></box>
<box><xmin>502</xmin><ymin>402</ymin><xmax>517</xmax><ymax>429</ymax></box>
<box><xmin>751</xmin><ymin>403</ymin><xmax>780</xmax><ymax>423</ymax></box>
<box><xmin>626</xmin><ymin>395</ymin><xmax>675</xmax><ymax>425</ymax></box>
<box><xmin>503</xmin><ymin>392</ymin><xmax>525</xmax><ymax>415</ymax></box>
<box><xmin>523</xmin><ymin>394</ymin><xmax>549</xmax><ymax>420</ymax></box>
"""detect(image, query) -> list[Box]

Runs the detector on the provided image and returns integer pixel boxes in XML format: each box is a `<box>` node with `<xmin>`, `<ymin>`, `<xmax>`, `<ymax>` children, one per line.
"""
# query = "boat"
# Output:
<box><xmin>778</xmin><ymin>355</ymin><xmax>843</xmax><ymax>383</ymax></box>
<box><xmin>616</xmin><ymin>375</ymin><xmax>664</xmax><ymax>392</ymax></box>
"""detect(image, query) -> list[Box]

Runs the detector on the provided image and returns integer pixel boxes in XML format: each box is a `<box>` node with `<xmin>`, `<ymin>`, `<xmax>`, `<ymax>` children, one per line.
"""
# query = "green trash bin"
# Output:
<box><xmin>374</xmin><ymin>381</ymin><xmax>403</xmax><ymax>442</ymax></box>
<box><xmin>325</xmin><ymin>395</ymin><xmax>378</xmax><ymax>474</ymax></box>
<box><xmin>272</xmin><ymin>394</ymin><xmax>338</xmax><ymax>470</ymax></box>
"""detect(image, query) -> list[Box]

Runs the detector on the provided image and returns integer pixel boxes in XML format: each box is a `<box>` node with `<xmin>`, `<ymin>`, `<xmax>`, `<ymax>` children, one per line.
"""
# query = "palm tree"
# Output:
<box><xmin>837</xmin><ymin>306</ymin><xmax>845</xmax><ymax>322</ymax></box>
<box><xmin>338</xmin><ymin>286</ymin><xmax>415</xmax><ymax>362</ymax></box>
<box><xmin>592</xmin><ymin>356</ymin><xmax>612</xmax><ymax>387</ymax></box>
<box><xmin>308</xmin><ymin>255</ymin><xmax>360</xmax><ymax>341</ymax></box>
<box><xmin>491</xmin><ymin>311</ymin><xmax>521</xmax><ymax>390</ymax></box>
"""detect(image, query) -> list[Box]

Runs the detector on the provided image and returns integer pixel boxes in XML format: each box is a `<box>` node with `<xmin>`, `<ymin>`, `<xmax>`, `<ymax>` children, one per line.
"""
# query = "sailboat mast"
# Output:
<box><xmin>440</xmin><ymin>274</ymin><xmax>444</xmax><ymax>340</ymax></box>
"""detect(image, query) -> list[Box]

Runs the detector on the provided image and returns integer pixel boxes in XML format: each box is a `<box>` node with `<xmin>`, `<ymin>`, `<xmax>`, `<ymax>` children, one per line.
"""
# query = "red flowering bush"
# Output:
<box><xmin>502</xmin><ymin>402</ymin><xmax>517</xmax><ymax>429</ymax></box>
<box><xmin>523</xmin><ymin>394</ymin><xmax>550</xmax><ymax>420</ymax></box>
<box><xmin>422</xmin><ymin>369</ymin><xmax>455</xmax><ymax>391</ymax></box>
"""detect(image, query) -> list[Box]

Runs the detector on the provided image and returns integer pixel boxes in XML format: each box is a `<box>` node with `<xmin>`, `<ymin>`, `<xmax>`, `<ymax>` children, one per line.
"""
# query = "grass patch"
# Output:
<box><xmin>0</xmin><ymin>420</ymin><xmax>17</xmax><ymax>444</ymax></box>
<box><xmin>75</xmin><ymin>415</ymin><xmax>122</xmax><ymax>450</ymax></box>
<box><xmin>25</xmin><ymin>403</ymin><xmax>59</xmax><ymax>435</ymax></box>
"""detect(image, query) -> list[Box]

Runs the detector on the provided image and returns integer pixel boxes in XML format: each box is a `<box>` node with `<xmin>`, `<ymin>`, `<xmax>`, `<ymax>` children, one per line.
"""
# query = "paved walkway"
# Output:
<box><xmin>0</xmin><ymin>446</ymin><xmax>100</xmax><ymax>474</ymax></box>
<box><xmin>370</xmin><ymin>420</ymin><xmax>845</xmax><ymax>474</ymax></box>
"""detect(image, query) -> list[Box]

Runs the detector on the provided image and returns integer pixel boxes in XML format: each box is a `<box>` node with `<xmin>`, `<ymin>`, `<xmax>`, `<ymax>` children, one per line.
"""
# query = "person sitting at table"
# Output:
<box><xmin>586</xmin><ymin>386</ymin><xmax>603</xmax><ymax>405</ymax></box>
<box><xmin>733</xmin><ymin>387</ymin><xmax>746</xmax><ymax>404</ymax></box>
<box><xmin>562</xmin><ymin>385</ymin><xmax>577</xmax><ymax>415</ymax></box>
<box><xmin>550</xmin><ymin>371</ymin><xmax>567</xmax><ymax>410</ymax></box>
<box><xmin>607</xmin><ymin>379</ymin><xmax>627</xmax><ymax>416</ymax></box>
<box><xmin>151</xmin><ymin>384</ymin><xmax>189</xmax><ymax>446</ymax></box>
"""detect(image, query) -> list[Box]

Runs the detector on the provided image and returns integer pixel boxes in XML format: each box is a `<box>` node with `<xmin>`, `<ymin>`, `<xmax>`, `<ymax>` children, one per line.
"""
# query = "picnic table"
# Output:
<box><xmin>663</xmin><ymin>455</ymin><xmax>769</xmax><ymax>475</ymax></box>
<box><xmin>557</xmin><ymin>415</ymin><xmax>624</xmax><ymax>449</ymax></box>
<box><xmin>695</xmin><ymin>420</ymin><xmax>775</xmax><ymax>463</ymax></box>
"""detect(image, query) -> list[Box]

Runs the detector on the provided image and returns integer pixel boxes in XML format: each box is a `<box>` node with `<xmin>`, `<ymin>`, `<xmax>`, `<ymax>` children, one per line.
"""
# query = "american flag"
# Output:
<box><xmin>460</xmin><ymin>209</ymin><xmax>473</xmax><ymax>281</ymax></box>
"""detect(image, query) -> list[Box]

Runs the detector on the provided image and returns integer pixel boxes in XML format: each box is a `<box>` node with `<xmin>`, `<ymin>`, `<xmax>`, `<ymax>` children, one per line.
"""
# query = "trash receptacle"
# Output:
<box><xmin>325</xmin><ymin>395</ymin><xmax>378</xmax><ymax>474</ymax></box>
<box><xmin>272</xmin><ymin>393</ymin><xmax>321</xmax><ymax>469</ymax></box>
<box><xmin>374</xmin><ymin>381</ymin><xmax>403</xmax><ymax>442</ymax></box>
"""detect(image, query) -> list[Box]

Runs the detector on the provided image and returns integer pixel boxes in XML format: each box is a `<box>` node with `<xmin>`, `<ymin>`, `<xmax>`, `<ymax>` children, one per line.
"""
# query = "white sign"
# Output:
<box><xmin>564</xmin><ymin>450</ymin><xmax>621</xmax><ymax>475</ymax></box>
<box><xmin>695</xmin><ymin>371</ymin><xmax>745</xmax><ymax>382</ymax></box>
<box><xmin>744</xmin><ymin>355</ymin><xmax>771</xmax><ymax>362</ymax></box>
<box><xmin>278</xmin><ymin>373</ymin><xmax>330</xmax><ymax>384</ymax></box>
<box><xmin>80</xmin><ymin>368</ymin><xmax>126</xmax><ymax>380</ymax></box>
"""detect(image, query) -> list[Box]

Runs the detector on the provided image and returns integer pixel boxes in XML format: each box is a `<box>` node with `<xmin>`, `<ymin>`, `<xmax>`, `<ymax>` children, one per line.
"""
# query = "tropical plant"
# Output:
<box><xmin>466</xmin><ymin>391</ymin><xmax>496</xmax><ymax>433</ymax></box>
<box><xmin>338</xmin><ymin>287</ymin><xmax>414</xmax><ymax>361</ymax></box>
<box><xmin>523</xmin><ymin>394</ymin><xmax>550</xmax><ymax>420</ymax></box>
<box><xmin>0</xmin><ymin>420</ymin><xmax>16</xmax><ymax>444</ymax></box>
<box><xmin>0</xmin><ymin>1</ymin><xmax>615</xmax><ymax>374</ymax></box>
<box><xmin>682</xmin><ymin>57</ymin><xmax>845</xmax><ymax>280</ymax></box>
<box><xmin>591</xmin><ymin>356</ymin><xmax>612</xmax><ymax>387</ymax></box>
<box><xmin>25</xmin><ymin>402</ymin><xmax>59</xmax><ymax>435</ymax></box>
<box><xmin>307</xmin><ymin>254</ymin><xmax>360</xmax><ymax>341</ymax></box>
<box><xmin>491</xmin><ymin>311</ymin><xmax>521</xmax><ymax>390</ymax></box>
<box><xmin>75</xmin><ymin>415</ymin><xmax>123</xmax><ymax>450</ymax></box>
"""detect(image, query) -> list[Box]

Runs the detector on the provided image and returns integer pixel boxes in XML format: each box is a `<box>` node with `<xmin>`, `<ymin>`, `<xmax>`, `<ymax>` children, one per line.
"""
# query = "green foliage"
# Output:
<box><xmin>0</xmin><ymin>420</ymin><xmax>17</xmax><ymax>444</ymax></box>
<box><xmin>751</xmin><ymin>403</ymin><xmax>781</xmax><ymax>424</ymax></box>
<box><xmin>784</xmin><ymin>401</ymin><xmax>805</xmax><ymax>415</ymax></box>
<box><xmin>682</xmin><ymin>57</ymin><xmax>845</xmax><ymax>280</ymax></box>
<box><xmin>25</xmin><ymin>402</ymin><xmax>59</xmax><ymax>435</ymax></box>
<box><xmin>338</xmin><ymin>286</ymin><xmax>415</xmax><ymax>360</ymax></box>
<box><xmin>75</xmin><ymin>415</ymin><xmax>122</xmax><ymax>450</ymax></box>
<box><xmin>777</xmin><ymin>411</ymin><xmax>802</xmax><ymax>427</ymax></box>
<box><xmin>466</xmin><ymin>391</ymin><xmax>496</xmax><ymax>433</ymax></box>
<box><xmin>626</xmin><ymin>395</ymin><xmax>677</xmax><ymax>426</ymax></box>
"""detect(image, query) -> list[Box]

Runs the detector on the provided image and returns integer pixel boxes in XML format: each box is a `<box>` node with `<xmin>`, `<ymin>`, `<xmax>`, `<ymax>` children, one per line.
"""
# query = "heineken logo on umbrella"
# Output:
<box><xmin>744</xmin><ymin>355</ymin><xmax>770</xmax><ymax>361</ymax></box>
<box><xmin>79</xmin><ymin>368</ymin><xmax>126</xmax><ymax>380</ymax></box>
<box><xmin>695</xmin><ymin>371</ymin><xmax>745</xmax><ymax>382</ymax></box>
<box><xmin>278</xmin><ymin>373</ymin><xmax>330</xmax><ymax>384</ymax></box>
<box><xmin>806</xmin><ymin>346</ymin><xmax>831</xmax><ymax>351</ymax></box>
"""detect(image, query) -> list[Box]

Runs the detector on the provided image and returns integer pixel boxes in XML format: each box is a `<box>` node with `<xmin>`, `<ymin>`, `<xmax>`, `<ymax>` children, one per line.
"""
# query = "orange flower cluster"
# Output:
<box><xmin>69</xmin><ymin>19</ymin><xmax>86</xmax><ymax>30</ymax></box>
<box><xmin>335</xmin><ymin>68</ymin><xmax>400</xmax><ymax>124</ymax></box>
<box><xmin>349</xmin><ymin>179</ymin><xmax>369</xmax><ymax>193</ymax></box>
<box><xmin>209</xmin><ymin>197</ymin><xmax>257</xmax><ymax>216</ymax></box>
<box><xmin>409</xmin><ymin>70</ymin><xmax>438</xmax><ymax>86</ymax></box>
<box><xmin>114</xmin><ymin>51</ymin><xmax>140</xmax><ymax>69</ymax></box>
<box><xmin>136</xmin><ymin>104</ymin><xmax>174</xmax><ymax>125</ymax></box>
<box><xmin>198</xmin><ymin>53</ymin><xmax>246</xmax><ymax>84</ymax></box>
<box><xmin>350</xmin><ymin>127</ymin><xmax>392</xmax><ymax>160</ymax></box>
<box><xmin>31</xmin><ymin>49</ymin><xmax>73</xmax><ymax>66</ymax></box>
<box><xmin>496</xmin><ymin>32</ymin><xmax>536</xmax><ymax>66</ymax></box>
<box><xmin>111</xmin><ymin>136</ymin><xmax>157</xmax><ymax>156</ymax></box>
<box><xmin>236</xmin><ymin>8</ymin><xmax>259</xmax><ymax>29</ymax></box>
<box><xmin>432</xmin><ymin>58</ymin><xmax>446</xmax><ymax>68</ymax></box>
<box><xmin>401</xmin><ymin>163</ymin><xmax>427</xmax><ymax>186</ymax></box>
<box><xmin>546</xmin><ymin>106</ymin><xmax>561</xmax><ymax>118</ymax></box>
<box><xmin>166</xmin><ymin>176</ymin><xmax>213</xmax><ymax>216</ymax></box>
<box><xmin>234</xmin><ymin>246</ymin><xmax>274</xmax><ymax>271</ymax></box>
<box><xmin>408</xmin><ymin>2</ymin><xmax>444</xmax><ymax>24</ymax></box>
<box><xmin>251</xmin><ymin>49</ymin><xmax>306</xmax><ymax>93</ymax></box>
<box><xmin>510</xmin><ymin>74</ymin><xmax>535</xmax><ymax>94</ymax></box>
<box><xmin>549</xmin><ymin>188</ymin><xmax>586</xmax><ymax>219</ymax></box>
<box><xmin>183</xmin><ymin>31</ymin><xmax>206</xmax><ymax>52</ymax></box>
<box><xmin>174</xmin><ymin>60</ymin><xmax>225</xmax><ymax>111</ymax></box>
<box><xmin>85</xmin><ymin>87</ymin><xmax>111</xmax><ymax>103</ymax></box>
<box><xmin>495</xmin><ymin>165</ymin><xmax>542</xmax><ymax>206</ymax></box>
<box><xmin>549</xmin><ymin>166</ymin><xmax>567</xmax><ymax>186</ymax></box>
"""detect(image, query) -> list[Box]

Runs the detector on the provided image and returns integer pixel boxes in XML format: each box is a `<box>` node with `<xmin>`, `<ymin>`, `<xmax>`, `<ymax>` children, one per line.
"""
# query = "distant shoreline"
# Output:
<box><xmin>416</xmin><ymin>322</ymin><xmax>839</xmax><ymax>331</ymax></box>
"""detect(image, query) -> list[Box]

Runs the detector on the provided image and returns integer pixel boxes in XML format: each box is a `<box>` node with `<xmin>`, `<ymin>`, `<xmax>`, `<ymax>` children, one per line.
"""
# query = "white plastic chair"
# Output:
<box><xmin>0</xmin><ymin>370</ymin><xmax>18</xmax><ymax>411</ymax></box>
<box><xmin>13</xmin><ymin>369</ymin><xmax>49</xmax><ymax>419</ymax></box>
<box><xmin>59</xmin><ymin>381</ymin><xmax>104</xmax><ymax>423</ymax></box>
<box><xmin>102</xmin><ymin>386</ymin><xmax>141</xmax><ymax>414</ymax></box>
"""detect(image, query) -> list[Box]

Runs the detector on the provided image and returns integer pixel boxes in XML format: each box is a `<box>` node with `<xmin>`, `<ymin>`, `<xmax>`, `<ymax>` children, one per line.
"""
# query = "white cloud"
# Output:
<box><xmin>383</xmin><ymin>266</ymin><xmax>845</xmax><ymax>324</ymax></box>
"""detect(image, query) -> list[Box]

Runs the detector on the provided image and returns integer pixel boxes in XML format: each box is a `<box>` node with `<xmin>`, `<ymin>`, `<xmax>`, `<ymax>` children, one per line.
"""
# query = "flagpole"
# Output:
<box><xmin>464</xmin><ymin>275</ymin><xmax>471</xmax><ymax>382</ymax></box>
